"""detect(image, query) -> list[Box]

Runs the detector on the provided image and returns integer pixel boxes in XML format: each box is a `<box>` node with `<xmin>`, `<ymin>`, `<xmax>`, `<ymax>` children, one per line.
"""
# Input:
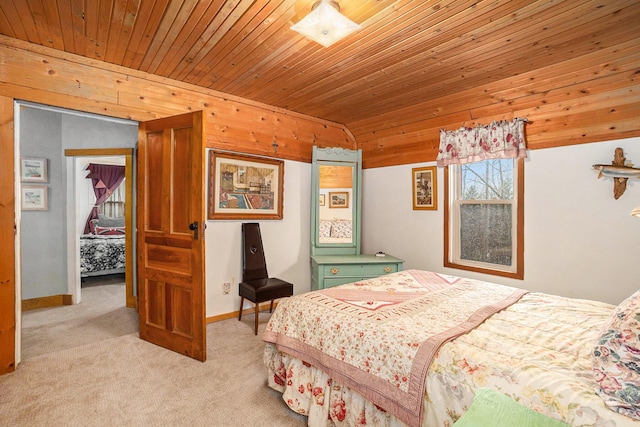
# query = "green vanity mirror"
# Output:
<box><xmin>310</xmin><ymin>146</ymin><xmax>404</xmax><ymax>290</ymax></box>
<box><xmin>311</xmin><ymin>146</ymin><xmax>362</xmax><ymax>256</ymax></box>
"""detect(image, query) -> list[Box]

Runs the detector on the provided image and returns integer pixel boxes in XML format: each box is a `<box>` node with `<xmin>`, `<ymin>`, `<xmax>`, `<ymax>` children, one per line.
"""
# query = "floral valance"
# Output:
<box><xmin>436</xmin><ymin>118</ymin><xmax>528</xmax><ymax>167</ymax></box>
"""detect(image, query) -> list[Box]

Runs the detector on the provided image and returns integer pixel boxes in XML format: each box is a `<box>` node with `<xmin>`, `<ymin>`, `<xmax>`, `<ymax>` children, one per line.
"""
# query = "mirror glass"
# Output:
<box><xmin>318</xmin><ymin>164</ymin><xmax>354</xmax><ymax>245</ymax></box>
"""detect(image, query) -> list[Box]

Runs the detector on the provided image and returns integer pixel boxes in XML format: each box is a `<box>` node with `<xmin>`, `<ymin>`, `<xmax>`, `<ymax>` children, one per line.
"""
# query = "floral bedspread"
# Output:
<box><xmin>264</xmin><ymin>280</ymin><xmax>639</xmax><ymax>427</ymax></box>
<box><xmin>262</xmin><ymin>270</ymin><xmax>527</xmax><ymax>427</ymax></box>
<box><xmin>80</xmin><ymin>234</ymin><xmax>125</xmax><ymax>275</ymax></box>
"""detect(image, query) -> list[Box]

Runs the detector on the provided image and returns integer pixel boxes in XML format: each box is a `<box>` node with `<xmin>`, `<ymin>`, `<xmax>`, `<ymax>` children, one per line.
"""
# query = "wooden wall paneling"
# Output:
<box><xmin>0</xmin><ymin>95</ymin><xmax>15</xmax><ymax>374</ymax></box>
<box><xmin>526</xmin><ymin>104</ymin><xmax>640</xmax><ymax>145</ymax></box>
<box><xmin>0</xmin><ymin>80</ymin><xmax>158</xmax><ymax>122</ymax></box>
<box><xmin>0</xmin><ymin>35</ymin><xmax>353</xmax><ymax>163</ymax></box>
<box><xmin>0</xmin><ymin>46</ymin><xmax>123</xmax><ymax>103</ymax></box>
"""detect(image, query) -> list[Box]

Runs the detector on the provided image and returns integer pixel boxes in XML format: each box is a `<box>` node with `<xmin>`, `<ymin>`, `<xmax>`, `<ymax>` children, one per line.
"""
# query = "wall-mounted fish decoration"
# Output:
<box><xmin>592</xmin><ymin>164</ymin><xmax>640</xmax><ymax>180</ymax></box>
<box><xmin>595</xmin><ymin>147</ymin><xmax>637</xmax><ymax>200</ymax></box>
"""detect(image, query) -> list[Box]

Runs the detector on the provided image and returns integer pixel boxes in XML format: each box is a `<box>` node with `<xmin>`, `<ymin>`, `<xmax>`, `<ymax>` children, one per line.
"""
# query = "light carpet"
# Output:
<box><xmin>22</xmin><ymin>278</ymin><xmax>139</xmax><ymax>360</ymax></box>
<box><xmin>5</xmin><ymin>282</ymin><xmax>307</xmax><ymax>426</ymax></box>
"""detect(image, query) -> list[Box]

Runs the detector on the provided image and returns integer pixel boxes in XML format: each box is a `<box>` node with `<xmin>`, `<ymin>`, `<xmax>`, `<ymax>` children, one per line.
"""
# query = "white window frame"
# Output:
<box><xmin>444</xmin><ymin>158</ymin><xmax>524</xmax><ymax>279</ymax></box>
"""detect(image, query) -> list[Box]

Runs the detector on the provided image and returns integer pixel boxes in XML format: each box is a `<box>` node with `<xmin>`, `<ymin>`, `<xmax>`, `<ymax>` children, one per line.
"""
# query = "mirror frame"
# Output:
<box><xmin>311</xmin><ymin>146</ymin><xmax>362</xmax><ymax>256</ymax></box>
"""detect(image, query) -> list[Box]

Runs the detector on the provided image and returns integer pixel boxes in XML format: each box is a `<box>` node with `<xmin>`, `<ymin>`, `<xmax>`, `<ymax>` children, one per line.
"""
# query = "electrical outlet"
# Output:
<box><xmin>222</xmin><ymin>282</ymin><xmax>231</xmax><ymax>295</ymax></box>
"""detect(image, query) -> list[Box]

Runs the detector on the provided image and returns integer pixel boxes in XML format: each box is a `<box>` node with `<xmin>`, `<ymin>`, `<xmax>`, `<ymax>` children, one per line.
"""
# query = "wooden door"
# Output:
<box><xmin>137</xmin><ymin>111</ymin><xmax>206</xmax><ymax>361</ymax></box>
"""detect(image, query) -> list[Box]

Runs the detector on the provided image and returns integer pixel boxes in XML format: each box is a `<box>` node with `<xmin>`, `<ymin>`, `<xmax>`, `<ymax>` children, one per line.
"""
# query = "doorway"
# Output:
<box><xmin>16</xmin><ymin>102</ymin><xmax>138</xmax><ymax>361</ymax></box>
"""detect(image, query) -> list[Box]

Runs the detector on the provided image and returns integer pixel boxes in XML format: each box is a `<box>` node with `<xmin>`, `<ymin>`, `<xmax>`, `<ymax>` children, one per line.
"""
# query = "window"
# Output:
<box><xmin>444</xmin><ymin>158</ymin><xmax>524</xmax><ymax>279</ymax></box>
<box><xmin>101</xmin><ymin>179</ymin><xmax>125</xmax><ymax>218</ymax></box>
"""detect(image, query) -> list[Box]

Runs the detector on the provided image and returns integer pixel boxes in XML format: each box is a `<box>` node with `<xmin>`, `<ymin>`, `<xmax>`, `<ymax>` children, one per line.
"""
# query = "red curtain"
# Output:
<box><xmin>83</xmin><ymin>163</ymin><xmax>126</xmax><ymax>234</ymax></box>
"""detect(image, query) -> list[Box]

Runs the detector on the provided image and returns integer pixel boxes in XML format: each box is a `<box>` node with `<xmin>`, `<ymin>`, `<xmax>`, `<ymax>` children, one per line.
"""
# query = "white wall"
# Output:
<box><xmin>362</xmin><ymin>137</ymin><xmax>640</xmax><ymax>305</ymax></box>
<box><xmin>204</xmin><ymin>160</ymin><xmax>312</xmax><ymax>316</ymax></box>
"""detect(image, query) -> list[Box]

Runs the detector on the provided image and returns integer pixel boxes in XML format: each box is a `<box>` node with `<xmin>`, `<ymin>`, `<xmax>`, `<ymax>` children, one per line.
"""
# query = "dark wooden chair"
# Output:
<box><xmin>238</xmin><ymin>223</ymin><xmax>293</xmax><ymax>335</ymax></box>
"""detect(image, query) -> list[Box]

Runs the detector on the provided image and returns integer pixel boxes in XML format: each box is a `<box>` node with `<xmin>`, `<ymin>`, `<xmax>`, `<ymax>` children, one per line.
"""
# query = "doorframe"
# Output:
<box><xmin>65</xmin><ymin>148</ymin><xmax>136</xmax><ymax>308</ymax></box>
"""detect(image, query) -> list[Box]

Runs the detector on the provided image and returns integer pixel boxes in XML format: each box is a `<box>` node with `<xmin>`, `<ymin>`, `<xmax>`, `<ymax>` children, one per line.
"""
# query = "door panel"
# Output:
<box><xmin>137</xmin><ymin>111</ymin><xmax>206</xmax><ymax>361</ymax></box>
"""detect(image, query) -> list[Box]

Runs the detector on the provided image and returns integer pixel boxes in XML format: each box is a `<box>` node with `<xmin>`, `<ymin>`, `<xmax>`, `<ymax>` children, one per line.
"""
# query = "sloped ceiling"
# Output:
<box><xmin>1</xmin><ymin>0</ymin><xmax>639</xmax><ymax>166</ymax></box>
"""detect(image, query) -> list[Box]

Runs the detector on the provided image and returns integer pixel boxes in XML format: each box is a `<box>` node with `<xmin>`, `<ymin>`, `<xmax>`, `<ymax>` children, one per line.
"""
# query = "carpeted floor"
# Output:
<box><xmin>7</xmin><ymin>278</ymin><xmax>307</xmax><ymax>426</ymax></box>
<box><xmin>21</xmin><ymin>275</ymin><xmax>139</xmax><ymax>360</ymax></box>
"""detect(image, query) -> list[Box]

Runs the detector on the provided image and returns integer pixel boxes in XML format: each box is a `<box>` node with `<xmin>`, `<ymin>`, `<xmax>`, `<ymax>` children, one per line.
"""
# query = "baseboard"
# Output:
<box><xmin>22</xmin><ymin>294</ymin><xmax>73</xmax><ymax>311</ymax></box>
<box><xmin>206</xmin><ymin>301</ymin><xmax>281</xmax><ymax>324</ymax></box>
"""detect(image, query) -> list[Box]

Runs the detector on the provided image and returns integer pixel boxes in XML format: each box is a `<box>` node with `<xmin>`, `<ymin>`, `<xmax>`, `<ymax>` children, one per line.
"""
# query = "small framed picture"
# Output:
<box><xmin>329</xmin><ymin>192</ymin><xmax>349</xmax><ymax>208</ymax></box>
<box><xmin>21</xmin><ymin>185</ymin><xmax>48</xmax><ymax>210</ymax></box>
<box><xmin>21</xmin><ymin>157</ymin><xmax>48</xmax><ymax>182</ymax></box>
<box><xmin>412</xmin><ymin>166</ymin><xmax>437</xmax><ymax>210</ymax></box>
<box><xmin>319</xmin><ymin>194</ymin><xmax>326</xmax><ymax>206</ymax></box>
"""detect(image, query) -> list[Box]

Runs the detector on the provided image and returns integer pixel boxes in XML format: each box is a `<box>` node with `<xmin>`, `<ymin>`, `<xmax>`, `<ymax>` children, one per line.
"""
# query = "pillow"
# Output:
<box><xmin>592</xmin><ymin>290</ymin><xmax>640</xmax><ymax>420</ymax></box>
<box><xmin>453</xmin><ymin>388</ymin><xmax>569</xmax><ymax>427</ymax></box>
<box><xmin>330</xmin><ymin>219</ymin><xmax>352</xmax><ymax>238</ymax></box>
<box><xmin>94</xmin><ymin>225</ymin><xmax>125</xmax><ymax>236</ymax></box>
<box><xmin>319</xmin><ymin>220</ymin><xmax>332</xmax><ymax>238</ymax></box>
<box><xmin>97</xmin><ymin>214</ymin><xmax>125</xmax><ymax>228</ymax></box>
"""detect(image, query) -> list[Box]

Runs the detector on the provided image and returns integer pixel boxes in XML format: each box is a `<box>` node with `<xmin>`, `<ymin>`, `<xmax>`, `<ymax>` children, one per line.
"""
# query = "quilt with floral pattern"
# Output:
<box><xmin>262</xmin><ymin>269</ymin><xmax>527</xmax><ymax>427</ymax></box>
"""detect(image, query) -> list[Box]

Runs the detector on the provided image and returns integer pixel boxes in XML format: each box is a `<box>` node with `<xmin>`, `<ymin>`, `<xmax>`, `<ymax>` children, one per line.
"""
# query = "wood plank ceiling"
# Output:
<box><xmin>0</xmin><ymin>0</ymin><xmax>638</xmax><ymax>167</ymax></box>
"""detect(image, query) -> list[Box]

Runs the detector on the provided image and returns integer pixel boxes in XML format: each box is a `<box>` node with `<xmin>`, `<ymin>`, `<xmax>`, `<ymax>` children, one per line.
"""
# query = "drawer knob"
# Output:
<box><xmin>384</xmin><ymin>266</ymin><xmax>392</xmax><ymax>273</ymax></box>
<box><xmin>331</xmin><ymin>268</ymin><xmax>340</xmax><ymax>275</ymax></box>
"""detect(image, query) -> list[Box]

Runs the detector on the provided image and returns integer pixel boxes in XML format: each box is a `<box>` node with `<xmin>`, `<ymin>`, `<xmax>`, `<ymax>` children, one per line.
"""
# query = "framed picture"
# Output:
<box><xmin>21</xmin><ymin>185</ymin><xmax>48</xmax><ymax>210</ymax></box>
<box><xmin>208</xmin><ymin>151</ymin><xmax>284</xmax><ymax>220</ymax></box>
<box><xmin>319</xmin><ymin>194</ymin><xmax>326</xmax><ymax>206</ymax></box>
<box><xmin>20</xmin><ymin>157</ymin><xmax>48</xmax><ymax>182</ymax></box>
<box><xmin>329</xmin><ymin>191</ymin><xmax>349</xmax><ymax>208</ymax></box>
<box><xmin>412</xmin><ymin>166</ymin><xmax>437</xmax><ymax>210</ymax></box>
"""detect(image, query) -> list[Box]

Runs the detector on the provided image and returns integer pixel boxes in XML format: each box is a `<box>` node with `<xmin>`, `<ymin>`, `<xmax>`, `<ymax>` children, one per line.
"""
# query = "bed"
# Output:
<box><xmin>319</xmin><ymin>219</ymin><xmax>352</xmax><ymax>244</ymax></box>
<box><xmin>262</xmin><ymin>269</ymin><xmax>640</xmax><ymax>427</ymax></box>
<box><xmin>80</xmin><ymin>215</ymin><xmax>125</xmax><ymax>277</ymax></box>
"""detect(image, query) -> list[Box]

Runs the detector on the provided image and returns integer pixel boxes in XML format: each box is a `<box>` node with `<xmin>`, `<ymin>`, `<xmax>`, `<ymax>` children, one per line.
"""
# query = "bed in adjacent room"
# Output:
<box><xmin>262</xmin><ymin>269</ymin><xmax>639</xmax><ymax>427</ymax></box>
<box><xmin>80</xmin><ymin>214</ymin><xmax>125</xmax><ymax>277</ymax></box>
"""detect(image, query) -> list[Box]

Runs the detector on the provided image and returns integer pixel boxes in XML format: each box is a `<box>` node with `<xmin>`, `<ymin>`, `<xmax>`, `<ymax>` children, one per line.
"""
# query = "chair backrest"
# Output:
<box><xmin>242</xmin><ymin>223</ymin><xmax>268</xmax><ymax>281</ymax></box>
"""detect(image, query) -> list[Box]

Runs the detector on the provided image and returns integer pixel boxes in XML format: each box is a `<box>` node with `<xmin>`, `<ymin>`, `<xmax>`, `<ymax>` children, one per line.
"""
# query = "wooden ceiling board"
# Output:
<box><xmin>169</xmin><ymin>0</ymin><xmax>256</xmax><ymax>83</ymax></box>
<box><xmin>0</xmin><ymin>0</ymin><xmax>637</xmax><ymax>167</ymax></box>
<box><xmin>120</xmin><ymin>0</ymin><xmax>169</xmax><ymax>67</ymax></box>
<box><xmin>294</xmin><ymin>0</ymin><xmax>620</xmax><ymax>122</ymax></box>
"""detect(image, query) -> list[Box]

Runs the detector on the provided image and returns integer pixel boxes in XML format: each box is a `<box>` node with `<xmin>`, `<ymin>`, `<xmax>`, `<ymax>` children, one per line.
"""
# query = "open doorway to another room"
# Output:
<box><xmin>17</xmin><ymin>102</ymin><xmax>138</xmax><ymax>361</ymax></box>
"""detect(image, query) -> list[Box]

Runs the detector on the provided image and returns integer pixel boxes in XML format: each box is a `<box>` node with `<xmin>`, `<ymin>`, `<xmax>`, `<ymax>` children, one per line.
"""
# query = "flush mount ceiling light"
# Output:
<box><xmin>290</xmin><ymin>0</ymin><xmax>361</xmax><ymax>48</ymax></box>
<box><xmin>631</xmin><ymin>206</ymin><xmax>640</xmax><ymax>217</ymax></box>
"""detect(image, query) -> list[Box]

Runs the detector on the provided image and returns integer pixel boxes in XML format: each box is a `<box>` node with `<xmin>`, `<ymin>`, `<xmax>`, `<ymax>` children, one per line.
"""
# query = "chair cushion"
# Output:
<box><xmin>239</xmin><ymin>278</ymin><xmax>293</xmax><ymax>303</ymax></box>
